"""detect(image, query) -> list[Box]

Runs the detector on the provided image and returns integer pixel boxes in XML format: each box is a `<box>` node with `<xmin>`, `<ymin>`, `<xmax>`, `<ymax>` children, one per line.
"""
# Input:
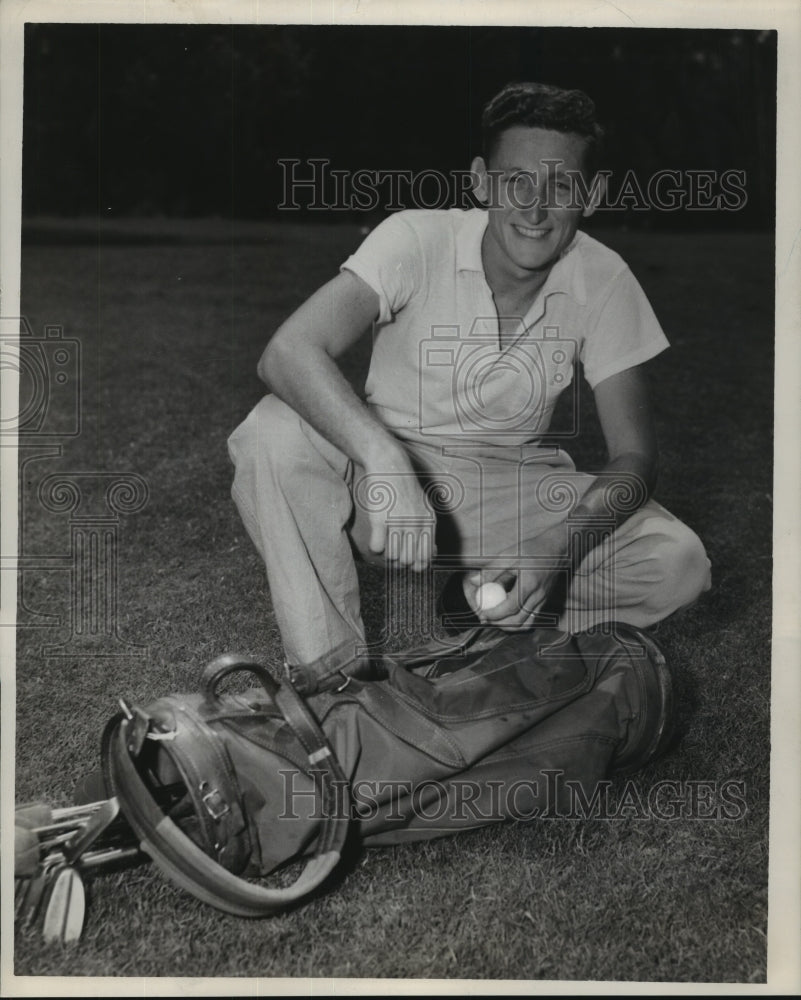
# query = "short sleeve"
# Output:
<box><xmin>579</xmin><ymin>267</ymin><xmax>670</xmax><ymax>389</ymax></box>
<box><xmin>340</xmin><ymin>212</ymin><xmax>424</xmax><ymax>325</ymax></box>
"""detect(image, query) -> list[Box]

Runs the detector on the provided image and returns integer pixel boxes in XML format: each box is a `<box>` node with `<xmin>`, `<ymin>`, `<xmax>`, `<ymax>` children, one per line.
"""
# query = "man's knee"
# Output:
<box><xmin>650</xmin><ymin>517</ymin><xmax>712</xmax><ymax>611</ymax></box>
<box><xmin>227</xmin><ymin>394</ymin><xmax>305</xmax><ymax>477</ymax></box>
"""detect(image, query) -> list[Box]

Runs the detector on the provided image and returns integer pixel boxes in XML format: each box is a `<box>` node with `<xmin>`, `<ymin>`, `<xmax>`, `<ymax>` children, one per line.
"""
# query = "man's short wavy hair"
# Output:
<box><xmin>482</xmin><ymin>82</ymin><xmax>605</xmax><ymax>176</ymax></box>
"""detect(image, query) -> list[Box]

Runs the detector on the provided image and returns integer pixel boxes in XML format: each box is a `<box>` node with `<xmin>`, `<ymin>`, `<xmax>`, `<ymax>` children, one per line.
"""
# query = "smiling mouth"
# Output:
<box><xmin>513</xmin><ymin>224</ymin><xmax>550</xmax><ymax>240</ymax></box>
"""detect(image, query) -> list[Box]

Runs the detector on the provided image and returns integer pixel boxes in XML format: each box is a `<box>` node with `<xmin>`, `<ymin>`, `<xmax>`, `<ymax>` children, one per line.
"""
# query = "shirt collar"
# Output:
<box><xmin>455</xmin><ymin>208</ymin><xmax>489</xmax><ymax>272</ymax></box>
<box><xmin>456</xmin><ymin>208</ymin><xmax>587</xmax><ymax>306</ymax></box>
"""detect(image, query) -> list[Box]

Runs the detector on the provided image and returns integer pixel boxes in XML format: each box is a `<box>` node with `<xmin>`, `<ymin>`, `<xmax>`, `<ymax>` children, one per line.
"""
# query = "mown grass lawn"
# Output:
<box><xmin>12</xmin><ymin>217</ymin><xmax>773</xmax><ymax>985</ymax></box>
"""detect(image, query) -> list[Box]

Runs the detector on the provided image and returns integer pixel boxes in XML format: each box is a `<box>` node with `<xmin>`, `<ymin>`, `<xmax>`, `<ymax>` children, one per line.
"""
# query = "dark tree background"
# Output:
<box><xmin>22</xmin><ymin>24</ymin><xmax>776</xmax><ymax>230</ymax></box>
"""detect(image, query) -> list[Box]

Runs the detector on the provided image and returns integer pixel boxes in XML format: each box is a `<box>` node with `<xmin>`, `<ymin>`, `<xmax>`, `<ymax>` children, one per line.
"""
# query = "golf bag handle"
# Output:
<box><xmin>200</xmin><ymin>652</ymin><xmax>280</xmax><ymax>703</ymax></box>
<box><xmin>104</xmin><ymin>655</ymin><xmax>351</xmax><ymax>917</ymax></box>
<box><xmin>201</xmin><ymin>654</ymin><xmax>350</xmax><ymax>854</ymax></box>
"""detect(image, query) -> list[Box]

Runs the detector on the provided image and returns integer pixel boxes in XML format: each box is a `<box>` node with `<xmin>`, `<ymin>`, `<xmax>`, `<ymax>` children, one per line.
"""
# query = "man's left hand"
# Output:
<box><xmin>463</xmin><ymin>524</ymin><xmax>569</xmax><ymax>629</ymax></box>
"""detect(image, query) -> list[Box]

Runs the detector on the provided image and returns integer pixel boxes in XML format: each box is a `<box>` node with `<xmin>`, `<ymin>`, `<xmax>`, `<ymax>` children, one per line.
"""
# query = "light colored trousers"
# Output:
<box><xmin>228</xmin><ymin>394</ymin><xmax>712</xmax><ymax>668</ymax></box>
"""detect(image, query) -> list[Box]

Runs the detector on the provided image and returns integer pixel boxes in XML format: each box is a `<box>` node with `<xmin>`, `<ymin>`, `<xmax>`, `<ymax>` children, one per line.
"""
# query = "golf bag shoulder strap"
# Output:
<box><xmin>149</xmin><ymin>699</ymin><xmax>252</xmax><ymax>874</ymax></box>
<box><xmin>103</xmin><ymin>656</ymin><xmax>350</xmax><ymax>918</ymax></box>
<box><xmin>203</xmin><ymin>655</ymin><xmax>349</xmax><ymax>860</ymax></box>
<box><xmin>202</xmin><ymin>655</ymin><xmax>340</xmax><ymax>778</ymax></box>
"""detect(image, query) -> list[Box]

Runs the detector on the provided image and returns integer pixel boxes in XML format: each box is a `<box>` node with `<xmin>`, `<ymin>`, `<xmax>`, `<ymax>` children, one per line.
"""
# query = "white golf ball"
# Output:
<box><xmin>476</xmin><ymin>581</ymin><xmax>506</xmax><ymax>612</ymax></box>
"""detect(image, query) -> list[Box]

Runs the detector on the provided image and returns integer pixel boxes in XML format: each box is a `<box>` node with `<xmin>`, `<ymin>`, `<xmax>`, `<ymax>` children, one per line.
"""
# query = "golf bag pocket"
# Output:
<box><xmin>102</xmin><ymin>625</ymin><xmax>671</xmax><ymax>917</ymax></box>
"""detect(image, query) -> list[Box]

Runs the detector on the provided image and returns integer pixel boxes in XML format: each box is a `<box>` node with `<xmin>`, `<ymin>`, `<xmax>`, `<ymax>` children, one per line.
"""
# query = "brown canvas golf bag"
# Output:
<box><xmin>96</xmin><ymin>623</ymin><xmax>673</xmax><ymax>917</ymax></box>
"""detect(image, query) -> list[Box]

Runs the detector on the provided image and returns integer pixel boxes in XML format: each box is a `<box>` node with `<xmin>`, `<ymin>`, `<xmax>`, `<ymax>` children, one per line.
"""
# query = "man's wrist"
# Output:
<box><xmin>358</xmin><ymin>429</ymin><xmax>408</xmax><ymax>472</ymax></box>
<box><xmin>521</xmin><ymin>525</ymin><xmax>570</xmax><ymax>563</ymax></box>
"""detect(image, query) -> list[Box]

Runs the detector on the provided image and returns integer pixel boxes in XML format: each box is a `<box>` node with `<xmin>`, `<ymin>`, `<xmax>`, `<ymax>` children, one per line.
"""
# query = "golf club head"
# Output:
<box><xmin>42</xmin><ymin>866</ymin><xmax>85</xmax><ymax>944</ymax></box>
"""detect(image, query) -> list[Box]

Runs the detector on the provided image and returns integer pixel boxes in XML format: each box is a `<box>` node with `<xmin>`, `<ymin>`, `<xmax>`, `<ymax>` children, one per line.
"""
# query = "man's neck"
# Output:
<box><xmin>483</xmin><ymin>255</ymin><xmax>552</xmax><ymax>319</ymax></box>
<box><xmin>482</xmin><ymin>226</ymin><xmax>566</xmax><ymax>309</ymax></box>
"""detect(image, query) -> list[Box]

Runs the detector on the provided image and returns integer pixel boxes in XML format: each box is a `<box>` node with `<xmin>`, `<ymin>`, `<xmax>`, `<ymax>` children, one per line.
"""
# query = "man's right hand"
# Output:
<box><xmin>359</xmin><ymin>447</ymin><xmax>437</xmax><ymax>573</ymax></box>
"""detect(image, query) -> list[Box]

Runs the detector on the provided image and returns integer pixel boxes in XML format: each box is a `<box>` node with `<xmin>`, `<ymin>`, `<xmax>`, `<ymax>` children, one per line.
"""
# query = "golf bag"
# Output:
<box><xmin>100</xmin><ymin>623</ymin><xmax>673</xmax><ymax>918</ymax></box>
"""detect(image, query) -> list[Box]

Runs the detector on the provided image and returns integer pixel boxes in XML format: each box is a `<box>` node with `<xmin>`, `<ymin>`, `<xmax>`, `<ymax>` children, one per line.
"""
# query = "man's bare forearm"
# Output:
<box><xmin>565</xmin><ymin>451</ymin><xmax>657</xmax><ymax>571</ymax></box>
<box><xmin>259</xmin><ymin>332</ymin><xmax>403</xmax><ymax>470</ymax></box>
<box><xmin>257</xmin><ymin>271</ymin><xmax>405</xmax><ymax>471</ymax></box>
<box><xmin>561</xmin><ymin>365</ymin><xmax>660</xmax><ymax>570</ymax></box>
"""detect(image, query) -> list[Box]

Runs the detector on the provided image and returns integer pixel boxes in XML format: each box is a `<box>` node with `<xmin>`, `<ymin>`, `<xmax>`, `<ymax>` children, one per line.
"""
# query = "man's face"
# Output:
<box><xmin>472</xmin><ymin>125</ymin><xmax>599</xmax><ymax>282</ymax></box>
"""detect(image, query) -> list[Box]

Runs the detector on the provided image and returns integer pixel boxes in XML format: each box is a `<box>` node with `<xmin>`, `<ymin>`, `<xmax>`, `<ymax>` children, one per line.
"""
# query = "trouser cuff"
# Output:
<box><xmin>285</xmin><ymin>636</ymin><xmax>382</xmax><ymax>695</ymax></box>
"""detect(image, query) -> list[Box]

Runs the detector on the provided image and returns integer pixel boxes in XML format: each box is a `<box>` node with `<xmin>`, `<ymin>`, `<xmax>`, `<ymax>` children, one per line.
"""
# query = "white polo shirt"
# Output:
<box><xmin>341</xmin><ymin>208</ymin><xmax>668</xmax><ymax>447</ymax></box>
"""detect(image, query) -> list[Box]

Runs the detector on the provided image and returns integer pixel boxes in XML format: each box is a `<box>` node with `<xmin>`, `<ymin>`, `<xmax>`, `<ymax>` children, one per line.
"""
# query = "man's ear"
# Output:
<box><xmin>471</xmin><ymin>155</ymin><xmax>490</xmax><ymax>205</ymax></box>
<box><xmin>581</xmin><ymin>171</ymin><xmax>607</xmax><ymax>218</ymax></box>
